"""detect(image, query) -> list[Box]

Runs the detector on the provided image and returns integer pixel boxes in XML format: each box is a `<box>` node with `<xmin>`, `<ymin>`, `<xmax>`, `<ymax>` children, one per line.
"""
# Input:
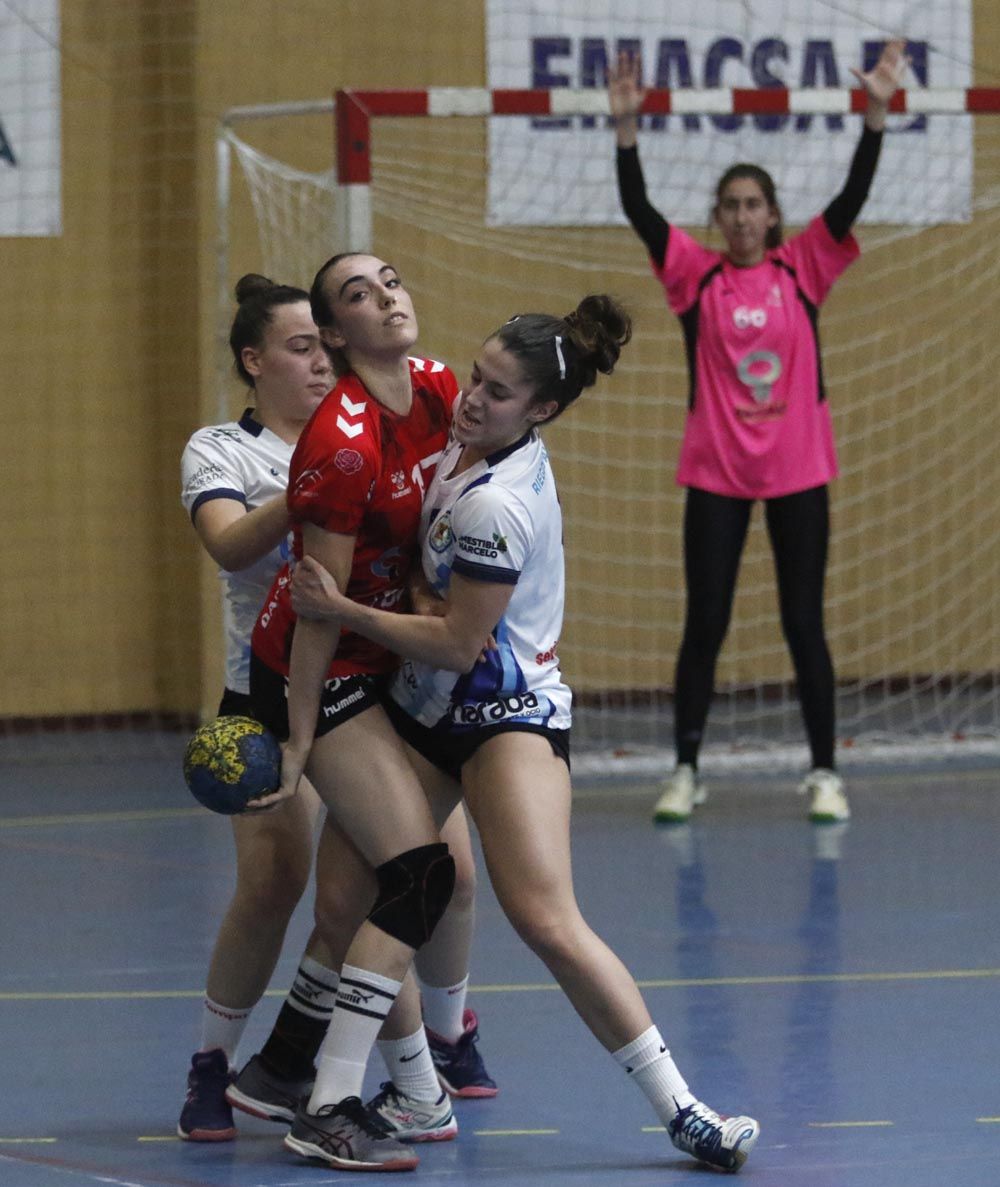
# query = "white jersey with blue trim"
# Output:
<box><xmin>390</xmin><ymin>428</ymin><xmax>571</xmax><ymax>732</ymax></box>
<box><xmin>180</xmin><ymin>410</ymin><xmax>293</xmax><ymax>695</ymax></box>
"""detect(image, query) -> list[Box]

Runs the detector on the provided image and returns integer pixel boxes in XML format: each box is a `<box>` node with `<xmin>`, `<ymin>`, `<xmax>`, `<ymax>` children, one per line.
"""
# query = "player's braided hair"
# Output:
<box><xmin>493</xmin><ymin>294</ymin><xmax>632</xmax><ymax>422</ymax></box>
<box><xmin>229</xmin><ymin>273</ymin><xmax>310</xmax><ymax>387</ymax></box>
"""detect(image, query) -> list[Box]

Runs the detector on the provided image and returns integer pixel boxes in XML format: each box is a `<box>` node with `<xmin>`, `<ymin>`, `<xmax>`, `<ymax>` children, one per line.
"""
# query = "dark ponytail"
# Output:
<box><xmin>491</xmin><ymin>294</ymin><xmax>632</xmax><ymax>422</ymax></box>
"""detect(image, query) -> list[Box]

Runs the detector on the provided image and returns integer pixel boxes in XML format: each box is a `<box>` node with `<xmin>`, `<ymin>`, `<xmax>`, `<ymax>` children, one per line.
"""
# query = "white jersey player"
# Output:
<box><xmin>289</xmin><ymin>295</ymin><xmax>760</xmax><ymax>1175</ymax></box>
<box><xmin>392</xmin><ymin>428</ymin><xmax>571</xmax><ymax>734</ymax></box>
<box><xmin>176</xmin><ymin>275</ymin><xmax>334</xmax><ymax>1144</ymax></box>
<box><xmin>181</xmin><ymin>411</ymin><xmax>293</xmax><ymax>696</ymax></box>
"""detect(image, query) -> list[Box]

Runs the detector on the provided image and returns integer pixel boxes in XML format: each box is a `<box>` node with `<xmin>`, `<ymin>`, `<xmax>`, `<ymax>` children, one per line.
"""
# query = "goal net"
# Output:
<box><xmin>220</xmin><ymin>61</ymin><xmax>1000</xmax><ymax>776</ymax></box>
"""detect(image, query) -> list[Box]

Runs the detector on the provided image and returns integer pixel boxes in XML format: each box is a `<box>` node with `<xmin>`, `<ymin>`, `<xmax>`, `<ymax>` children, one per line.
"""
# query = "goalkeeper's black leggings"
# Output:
<box><xmin>674</xmin><ymin>484</ymin><xmax>835</xmax><ymax>771</ymax></box>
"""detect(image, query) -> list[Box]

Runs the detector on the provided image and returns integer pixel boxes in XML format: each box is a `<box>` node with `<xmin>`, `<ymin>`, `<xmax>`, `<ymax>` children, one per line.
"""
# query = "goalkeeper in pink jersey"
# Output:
<box><xmin>609</xmin><ymin>40</ymin><xmax>909</xmax><ymax>825</ymax></box>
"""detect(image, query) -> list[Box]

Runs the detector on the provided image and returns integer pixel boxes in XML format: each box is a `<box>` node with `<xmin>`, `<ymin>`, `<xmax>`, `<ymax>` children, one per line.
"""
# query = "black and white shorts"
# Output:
<box><xmin>382</xmin><ymin>694</ymin><xmax>570</xmax><ymax>783</ymax></box>
<box><xmin>249</xmin><ymin>655</ymin><xmax>384</xmax><ymax>742</ymax></box>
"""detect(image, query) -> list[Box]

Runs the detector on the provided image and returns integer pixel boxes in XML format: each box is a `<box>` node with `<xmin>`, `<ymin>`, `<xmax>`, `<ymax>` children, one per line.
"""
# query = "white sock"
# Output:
<box><xmin>419</xmin><ymin>976</ymin><xmax>468</xmax><ymax>1043</ymax></box>
<box><xmin>199</xmin><ymin>996</ymin><xmax>253</xmax><ymax>1066</ymax></box>
<box><xmin>310</xmin><ymin>964</ymin><xmax>402</xmax><ymax>1110</ymax></box>
<box><xmin>288</xmin><ymin>956</ymin><xmax>340</xmax><ymax>1021</ymax></box>
<box><xmin>612</xmin><ymin>1025</ymin><xmax>695</xmax><ymax>1126</ymax></box>
<box><xmin>377</xmin><ymin>1027</ymin><xmax>442</xmax><ymax>1102</ymax></box>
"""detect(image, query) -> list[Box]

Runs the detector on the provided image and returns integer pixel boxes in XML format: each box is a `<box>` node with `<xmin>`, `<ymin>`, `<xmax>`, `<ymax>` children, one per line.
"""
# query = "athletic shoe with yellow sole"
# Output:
<box><xmin>799</xmin><ymin>768</ymin><xmax>850</xmax><ymax>823</ymax></box>
<box><xmin>652</xmin><ymin>764</ymin><xmax>707</xmax><ymax>824</ymax></box>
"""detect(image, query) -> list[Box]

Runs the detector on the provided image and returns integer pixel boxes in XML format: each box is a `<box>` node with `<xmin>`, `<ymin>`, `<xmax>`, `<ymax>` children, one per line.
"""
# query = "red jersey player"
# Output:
<box><xmin>252</xmin><ymin>354</ymin><xmax>454</xmax><ymax>679</ymax></box>
<box><xmin>247</xmin><ymin>254</ymin><xmax>493</xmax><ymax>1171</ymax></box>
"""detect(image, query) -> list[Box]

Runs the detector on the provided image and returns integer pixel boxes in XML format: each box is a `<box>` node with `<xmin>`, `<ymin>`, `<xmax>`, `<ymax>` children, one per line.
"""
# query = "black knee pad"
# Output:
<box><xmin>368</xmin><ymin>842</ymin><xmax>455</xmax><ymax>948</ymax></box>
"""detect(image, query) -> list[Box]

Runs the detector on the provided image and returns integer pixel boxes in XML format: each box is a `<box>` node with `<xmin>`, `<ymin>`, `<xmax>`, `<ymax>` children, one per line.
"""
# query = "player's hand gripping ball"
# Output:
<box><xmin>183</xmin><ymin>715</ymin><xmax>282</xmax><ymax>815</ymax></box>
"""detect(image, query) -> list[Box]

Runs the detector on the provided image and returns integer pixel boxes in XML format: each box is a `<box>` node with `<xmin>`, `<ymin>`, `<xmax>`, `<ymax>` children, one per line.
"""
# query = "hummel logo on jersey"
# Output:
<box><xmin>409</xmin><ymin>356</ymin><xmax>446</xmax><ymax>374</ymax></box>
<box><xmin>292</xmin><ymin>467</ymin><xmax>325</xmax><ymax>500</ymax></box>
<box><xmin>336</xmin><ymin>392</ymin><xmax>366</xmax><ymax>439</ymax></box>
<box><xmin>336</xmin><ymin>417</ymin><xmax>364</xmax><ymax>438</ymax></box>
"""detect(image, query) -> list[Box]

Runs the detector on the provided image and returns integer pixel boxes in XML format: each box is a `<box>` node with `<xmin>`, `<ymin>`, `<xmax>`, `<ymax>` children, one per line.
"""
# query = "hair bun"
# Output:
<box><xmin>234</xmin><ymin>273</ymin><xmax>277</xmax><ymax>304</ymax></box>
<box><xmin>566</xmin><ymin>294</ymin><xmax>632</xmax><ymax>377</ymax></box>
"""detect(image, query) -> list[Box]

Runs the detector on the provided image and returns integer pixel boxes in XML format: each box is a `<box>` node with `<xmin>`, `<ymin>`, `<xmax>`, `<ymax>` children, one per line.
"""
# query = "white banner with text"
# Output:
<box><xmin>0</xmin><ymin>0</ymin><xmax>61</xmax><ymax>236</ymax></box>
<box><xmin>486</xmin><ymin>1</ymin><xmax>971</xmax><ymax>227</ymax></box>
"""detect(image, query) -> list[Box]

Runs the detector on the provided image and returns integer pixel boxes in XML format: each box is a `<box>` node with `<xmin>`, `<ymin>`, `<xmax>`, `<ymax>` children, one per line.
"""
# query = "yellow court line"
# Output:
<box><xmin>0</xmin><ymin>990</ymin><xmax>211</xmax><ymax>1002</ymax></box>
<box><xmin>4</xmin><ymin>967</ymin><xmax>1000</xmax><ymax>1002</ymax></box>
<box><xmin>137</xmin><ymin>1136</ymin><xmax>178</xmax><ymax>1142</ymax></box>
<box><xmin>977</xmin><ymin>1117</ymin><xmax>1000</xmax><ymax>1123</ymax></box>
<box><xmin>641</xmin><ymin>1126</ymin><xmax>667</xmax><ymax>1133</ymax></box>
<box><xmin>808</xmin><ymin>1121</ymin><xmax>894</xmax><ymax>1128</ymax></box>
<box><xmin>474</xmin><ymin>1129</ymin><xmax>559</xmax><ymax>1136</ymax></box>
<box><xmin>0</xmin><ymin>808</ymin><xmax>201</xmax><ymax>829</ymax></box>
<box><xmin>0</xmin><ymin>1138</ymin><xmax>58</xmax><ymax>1144</ymax></box>
<box><xmin>474</xmin><ymin>967</ymin><xmax>1000</xmax><ymax>993</ymax></box>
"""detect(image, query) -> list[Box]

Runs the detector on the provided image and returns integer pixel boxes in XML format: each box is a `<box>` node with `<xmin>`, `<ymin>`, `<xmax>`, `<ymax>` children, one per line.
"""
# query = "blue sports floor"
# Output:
<box><xmin>1</xmin><ymin>742</ymin><xmax>998</xmax><ymax>1186</ymax></box>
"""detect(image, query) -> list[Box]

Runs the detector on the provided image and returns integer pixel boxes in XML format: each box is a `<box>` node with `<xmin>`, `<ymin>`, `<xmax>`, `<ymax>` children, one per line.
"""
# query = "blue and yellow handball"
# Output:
<box><xmin>183</xmin><ymin>715</ymin><xmax>282</xmax><ymax>814</ymax></box>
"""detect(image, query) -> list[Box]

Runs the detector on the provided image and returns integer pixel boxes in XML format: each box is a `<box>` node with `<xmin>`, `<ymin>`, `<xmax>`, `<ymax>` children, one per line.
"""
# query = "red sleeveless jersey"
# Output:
<box><xmin>252</xmin><ymin>356</ymin><xmax>456</xmax><ymax>677</ymax></box>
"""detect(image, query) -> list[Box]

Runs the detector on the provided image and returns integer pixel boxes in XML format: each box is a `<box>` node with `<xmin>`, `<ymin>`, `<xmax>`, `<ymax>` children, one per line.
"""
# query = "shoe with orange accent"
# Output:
<box><xmin>426</xmin><ymin>1009</ymin><xmax>497</xmax><ymax>1098</ymax></box>
<box><xmin>284</xmin><ymin>1095</ymin><xmax>419</xmax><ymax>1171</ymax></box>
<box><xmin>177</xmin><ymin>1049</ymin><xmax>237</xmax><ymax>1142</ymax></box>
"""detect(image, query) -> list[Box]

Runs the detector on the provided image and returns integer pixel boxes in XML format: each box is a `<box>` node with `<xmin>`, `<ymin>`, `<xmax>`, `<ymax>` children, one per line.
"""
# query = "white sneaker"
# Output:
<box><xmin>668</xmin><ymin>1097</ymin><xmax>760</xmax><ymax>1172</ymax></box>
<box><xmin>652</xmin><ymin>764</ymin><xmax>706</xmax><ymax>823</ymax></box>
<box><xmin>367</xmin><ymin>1081</ymin><xmax>457</xmax><ymax>1143</ymax></box>
<box><xmin>799</xmin><ymin>768</ymin><xmax>850</xmax><ymax>823</ymax></box>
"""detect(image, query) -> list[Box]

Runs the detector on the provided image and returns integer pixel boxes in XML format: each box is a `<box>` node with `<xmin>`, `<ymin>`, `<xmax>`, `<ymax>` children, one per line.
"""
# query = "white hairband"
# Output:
<box><xmin>554</xmin><ymin>334</ymin><xmax>566</xmax><ymax>380</ymax></box>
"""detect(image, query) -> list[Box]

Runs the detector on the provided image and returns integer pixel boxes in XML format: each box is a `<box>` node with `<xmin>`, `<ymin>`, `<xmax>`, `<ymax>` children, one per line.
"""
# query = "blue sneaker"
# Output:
<box><xmin>178</xmin><ymin>1049</ymin><xmax>237</xmax><ymax>1141</ymax></box>
<box><xmin>426</xmin><ymin>1009</ymin><xmax>497</xmax><ymax>1099</ymax></box>
<box><xmin>668</xmin><ymin>1098</ymin><xmax>759</xmax><ymax>1172</ymax></box>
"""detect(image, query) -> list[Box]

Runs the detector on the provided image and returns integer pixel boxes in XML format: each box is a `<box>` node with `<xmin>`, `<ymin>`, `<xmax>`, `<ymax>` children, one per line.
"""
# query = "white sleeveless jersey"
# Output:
<box><xmin>180</xmin><ymin>411</ymin><xmax>293</xmax><ymax>694</ymax></box>
<box><xmin>390</xmin><ymin>429</ymin><xmax>572</xmax><ymax>732</ymax></box>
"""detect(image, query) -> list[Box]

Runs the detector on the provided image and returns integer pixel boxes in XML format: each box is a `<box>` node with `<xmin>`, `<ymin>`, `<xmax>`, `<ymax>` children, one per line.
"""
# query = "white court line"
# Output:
<box><xmin>0</xmin><ymin>1152</ymin><xmax>147</xmax><ymax>1187</ymax></box>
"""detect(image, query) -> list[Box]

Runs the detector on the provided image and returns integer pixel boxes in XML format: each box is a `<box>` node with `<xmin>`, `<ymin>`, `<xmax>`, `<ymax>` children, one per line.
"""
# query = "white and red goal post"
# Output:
<box><xmin>219</xmin><ymin>86</ymin><xmax>1000</xmax><ymax>772</ymax></box>
<box><xmin>333</xmin><ymin>84</ymin><xmax>1000</xmax><ymax>249</ymax></box>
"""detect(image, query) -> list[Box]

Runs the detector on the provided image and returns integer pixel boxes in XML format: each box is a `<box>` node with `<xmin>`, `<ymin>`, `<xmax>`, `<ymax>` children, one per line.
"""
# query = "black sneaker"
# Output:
<box><xmin>284</xmin><ymin>1095</ymin><xmax>419</xmax><ymax>1171</ymax></box>
<box><xmin>177</xmin><ymin>1049</ymin><xmax>237</xmax><ymax>1142</ymax></box>
<box><xmin>426</xmin><ymin>1009</ymin><xmax>498</xmax><ymax>1098</ymax></box>
<box><xmin>226</xmin><ymin>1053</ymin><xmax>314</xmax><ymax>1124</ymax></box>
